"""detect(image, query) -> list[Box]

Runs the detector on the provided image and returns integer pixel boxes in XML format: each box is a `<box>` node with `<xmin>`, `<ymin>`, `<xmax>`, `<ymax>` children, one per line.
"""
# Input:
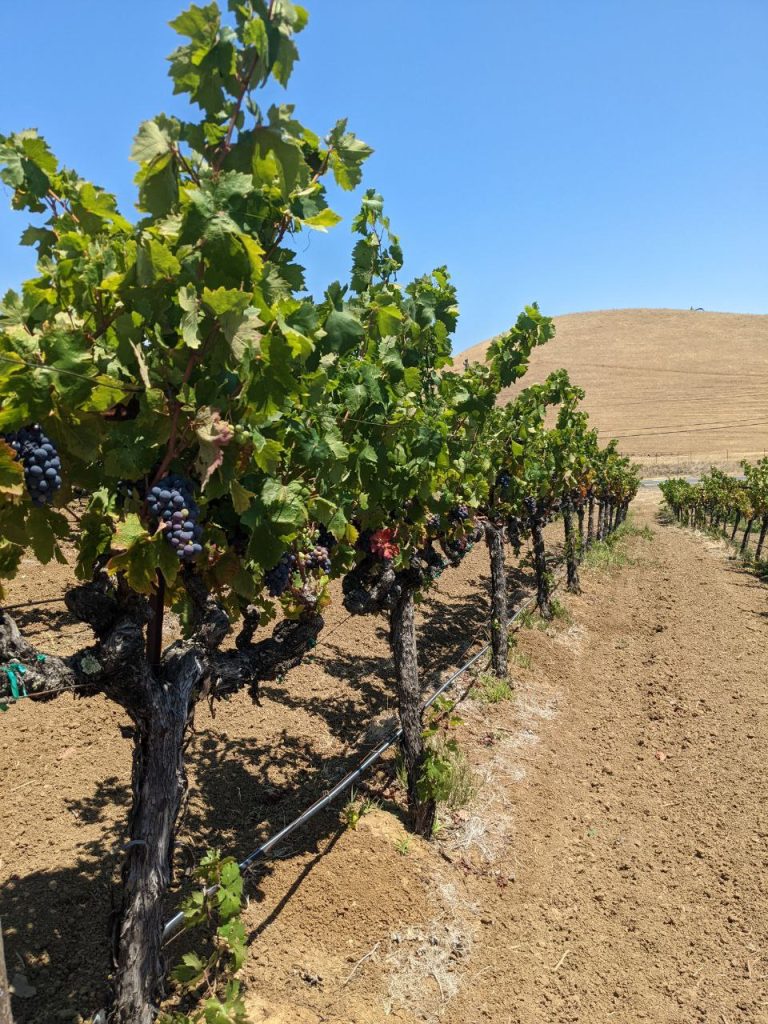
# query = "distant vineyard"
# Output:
<box><xmin>660</xmin><ymin>460</ymin><xmax>768</xmax><ymax>564</ymax></box>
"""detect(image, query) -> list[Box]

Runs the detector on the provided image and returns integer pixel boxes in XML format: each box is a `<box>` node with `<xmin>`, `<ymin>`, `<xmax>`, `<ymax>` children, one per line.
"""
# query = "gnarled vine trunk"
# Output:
<box><xmin>484</xmin><ymin>520</ymin><xmax>509</xmax><ymax>678</ymax></box>
<box><xmin>755</xmin><ymin>515</ymin><xmax>768</xmax><ymax>561</ymax></box>
<box><xmin>562</xmin><ymin>498</ymin><xmax>581</xmax><ymax>595</ymax></box>
<box><xmin>527</xmin><ymin>507</ymin><xmax>552</xmax><ymax>620</ymax></box>
<box><xmin>0</xmin><ymin>917</ymin><xmax>13</xmax><ymax>1024</ymax></box>
<box><xmin>596</xmin><ymin>498</ymin><xmax>605</xmax><ymax>542</ymax></box>
<box><xmin>113</xmin><ymin>656</ymin><xmax>199</xmax><ymax>1024</ymax></box>
<box><xmin>740</xmin><ymin>518</ymin><xmax>754</xmax><ymax>555</ymax></box>
<box><xmin>1</xmin><ymin>576</ymin><xmax>323</xmax><ymax>1024</ymax></box>
<box><xmin>730</xmin><ymin>513</ymin><xmax>741</xmax><ymax>541</ymax></box>
<box><xmin>576</xmin><ymin>504</ymin><xmax>585</xmax><ymax>549</ymax></box>
<box><xmin>389</xmin><ymin>589</ymin><xmax>435</xmax><ymax>837</ymax></box>
<box><xmin>586</xmin><ymin>495</ymin><xmax>596</xmax><ymax>545</ymax></box>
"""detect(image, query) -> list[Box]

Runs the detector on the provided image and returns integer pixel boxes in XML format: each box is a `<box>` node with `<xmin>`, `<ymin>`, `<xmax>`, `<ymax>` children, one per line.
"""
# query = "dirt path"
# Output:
<box><xmin>235</xmin><ymin>491</ymin><xmax>768</xmax><ymax>1024</ymax></box>
<box><xmin>437</xmin><ymin>491</ymin><xmax>768</xmax><ymax>1024</ymax></box>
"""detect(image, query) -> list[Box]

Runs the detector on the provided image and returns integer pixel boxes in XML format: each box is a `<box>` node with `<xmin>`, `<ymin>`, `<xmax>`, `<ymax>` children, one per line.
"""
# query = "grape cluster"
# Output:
<box><xmin>265</xmin><ymin>552</ymin><xmax>297</xmax><ymax>597</ymax></box>
<box><xmin>449</xmin><ymin>504</ymin><xmax>470</xmax><ymax>522</ymax></box>
<box><xmin>4</xmin><ymin>425</ymin><xmax>62</xmax><ymax>506</ymax></box>
<box><xmin>147</xmin><ymin>475</ymin><xmax>203</xmax><ymax>561</ymax></box>
<box><xmin>496</xmin><ymin>471</ymin><xmax>511</xmax><ymax>490</ymax></box>
<box><xmin>426</xmin><ymin>512</ymin><xmax>441</xmax><ymax>531</ymax></box>
<box><xmin>304</xmin><ymin>545</ymin><xmax>331</xmax><ymax>574</ymax></box>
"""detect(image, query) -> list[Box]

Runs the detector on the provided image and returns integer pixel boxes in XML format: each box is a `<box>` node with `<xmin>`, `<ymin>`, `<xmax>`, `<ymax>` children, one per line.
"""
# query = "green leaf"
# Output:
<box><xmin>25</xmin><ymin>508</ymin><xmax>70</xmax><ymax>565</ymax></box>
<box><xmin>76</xmin><ymin>509</ymin><xmax>115</xmax><ymax>580</ymax></box>
<box><xmin>260</xmin><ymin>478</ymin><xmax>307</xmax><ymax>529</ymax></box>
<box><xmin>230</xmin><ymin>479</ymin><xmax>254</xmax><ymax>515</ymax></box>
<box><xmin>0</xmin><ymin>541</ymin><xmax>23</xmax><ymax>581</ymax></box>
<box><xmin>253</xmin><ymin>130</ymin><xmax>303</xmax><ymax>198</ymax></box>
<box><xmin>217</xmin><ymin>918</ymin><xmax>246</xmax><ymax>970</ymax></box>
<box><xmin>137</xmin><ymin>237</ymin><xmax>181</xmax><ymax>284</ymax></box>
<box><xmin>327</xmin><ymin>119</ymin><xmax>373</xmax><ymax>190</ymax></box>
<box><xmin>376</xmin><ymin>303</ymin><xmax>403</xmax><ymax>336</ymax></box>
<box><xmin>202</xmin><ymin>287</ymin><xmax>251</xmax><ymax>317</ymax></box>
<box><xmin>169</xmin><ymin>3</ymin><xmax>219</xmax><ymax>43</ymax></box>
<box><xmin>0</xmin><ymin>440</ymin><xmax>24</xmax><ymax>498</ymax></box>
<box><xmin>323</xmin><ymin>310</ymin><xmax>364</xmax><ymax>355</ymax></box>
<box><xmin>178</xmin><ymin>285</ymin><xmax>202</xmax><ymax>348</ymax></box>
<box><xmin>112</xmin><ymin>514</ymin><xmax>149</xmax><ymax>552</ymax></box>
<box><xmin>251</xmin><ymin>432</ymin><xmax>282</xmax><ymax>474</ymax></box>
<box><xmin>300</xmin><ymin>207</ymin><xmax>342</xmax><ymax>232</ymax></box>
<box><xmin>131</xmin><ymin>120</ymin><xmax>173</xmax><ymax>165</ymax></box>
<box><xmin>171</xmin><ymin>950</ymin><xmax>206</xmax><ymax>986</ymax></box>
<box><xmin>76</xmin><ymin>183</ymin><xmax>132</xmax><ymax>230</ymax></box>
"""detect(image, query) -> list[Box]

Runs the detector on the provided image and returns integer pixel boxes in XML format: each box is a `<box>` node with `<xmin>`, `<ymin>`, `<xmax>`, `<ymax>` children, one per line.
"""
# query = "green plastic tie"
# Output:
<box><xmin>3</xmin><ymin>661</ymin><xmax>27</xmax><ymax>700</ymax></box>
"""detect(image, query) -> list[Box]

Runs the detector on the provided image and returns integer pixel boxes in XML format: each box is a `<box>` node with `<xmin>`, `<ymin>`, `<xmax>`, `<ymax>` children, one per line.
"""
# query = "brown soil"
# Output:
<box><xmin>3</xmin><ymin>492</ymin><xmax>768</xmax><ymax>1024</ymax></box>
<box><xmin>0</xmin><ymin>520</ymin><xmax>553</xmax><ymax>1022</ymax></box>
<box><xmin>457</xmin><ymin>308</ymin><xmax>768</xmax><ymax>471</ymax></box>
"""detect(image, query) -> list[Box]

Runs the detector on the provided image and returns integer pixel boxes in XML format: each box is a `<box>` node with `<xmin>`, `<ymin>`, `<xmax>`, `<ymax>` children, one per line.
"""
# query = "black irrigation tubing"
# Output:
<box><xmin>160</xmin><ymin>545</ymin><xmax>583</xmax><ymax>944</ymax></box>
<box><xmin>1</xmin><ymin>597</ymin><xmax>68</xmax><ymax>611</ymax></box>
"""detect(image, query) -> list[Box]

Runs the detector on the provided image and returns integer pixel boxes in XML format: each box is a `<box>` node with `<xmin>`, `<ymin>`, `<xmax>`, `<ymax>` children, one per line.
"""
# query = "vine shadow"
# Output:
<box><xmin>1</xmin><ymin>776</ymin><xmax>132</xmax><ymax>1022</ymax></box>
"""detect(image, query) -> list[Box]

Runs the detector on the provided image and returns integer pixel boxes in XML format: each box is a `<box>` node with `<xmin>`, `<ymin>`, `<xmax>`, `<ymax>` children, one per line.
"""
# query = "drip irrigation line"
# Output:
<box><xmin>1</xmin><ymin>597</ymin><xmax>68</xmax><ymax>611</ymax></box>
<box><xmin>161</xmin><ymin>568</ymin><xmax>558</xmax><ymax>944</ymax></box>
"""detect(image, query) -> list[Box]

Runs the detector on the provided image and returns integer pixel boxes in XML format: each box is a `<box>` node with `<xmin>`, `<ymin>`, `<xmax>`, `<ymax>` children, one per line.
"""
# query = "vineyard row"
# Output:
<box><xmin>0</xmin><ymin>2</ymin><xmax>640</xmax><ymax>1020</ymax></box>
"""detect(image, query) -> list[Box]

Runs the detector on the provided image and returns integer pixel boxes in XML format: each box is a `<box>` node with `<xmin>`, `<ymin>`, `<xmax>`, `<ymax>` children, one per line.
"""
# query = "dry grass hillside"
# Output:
<box><xmin>457</xmin><ymin>308</ymin><xmax>768</xmax><ymax>475</ymax></box>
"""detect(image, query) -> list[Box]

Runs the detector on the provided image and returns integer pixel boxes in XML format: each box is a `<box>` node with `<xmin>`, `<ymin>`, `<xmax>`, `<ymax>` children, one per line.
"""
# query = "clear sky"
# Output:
<box><xmin>1</xmin><ymin>1</ymin><xmax>766</xmax><ymax>352</ymax></box>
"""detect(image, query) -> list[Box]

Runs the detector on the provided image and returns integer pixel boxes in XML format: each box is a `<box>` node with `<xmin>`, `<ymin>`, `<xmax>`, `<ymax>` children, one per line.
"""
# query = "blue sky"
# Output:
<box><xmin>1</xmin><ymin>1</ymin><xmax>766</xmax><ymax>352</ymax></box>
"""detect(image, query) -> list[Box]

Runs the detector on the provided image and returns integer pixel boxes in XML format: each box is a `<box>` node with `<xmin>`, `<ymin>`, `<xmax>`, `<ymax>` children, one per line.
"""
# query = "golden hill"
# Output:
<box><xmin>457</xmin><ymin>308</ymin><xmax>768</xmax><ymax>475</ymax></box>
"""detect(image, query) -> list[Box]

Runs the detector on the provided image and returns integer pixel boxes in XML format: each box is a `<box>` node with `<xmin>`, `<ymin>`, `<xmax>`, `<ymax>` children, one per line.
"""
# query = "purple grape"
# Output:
<box><xmin>265</xmin><ymin>552</ymin><xmax>296</xmax><ymax>597</ymax></box>
<box><xmin>2</xmin><ymin>425</ymin><xmax>64</xmax><ymax>506</ymax></box>
<box><xmin>449</xmin><ymin>504</ymin><xmax>470</xmax><ymax>522</ymax></box>
<box><xmin>147</xmin><ymin>475</ymin><xmax>203</xmax><ymax>562</ymax></box>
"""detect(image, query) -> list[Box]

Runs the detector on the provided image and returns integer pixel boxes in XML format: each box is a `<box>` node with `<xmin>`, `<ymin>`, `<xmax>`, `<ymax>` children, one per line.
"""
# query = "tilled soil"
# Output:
<box><xmin>0</xmin><ymin>518</ymin><xmax>552</xmax><ymax>1022</ymax></box>
<box><xmin>2</xmin><ymin>491</ymin><xmax>767</xmax><ymax>1024</ymax></box>
<box><xmin>237</xmin><ymin>490</ymin><xmax>768</xmax><ymax>1023</ymax></box>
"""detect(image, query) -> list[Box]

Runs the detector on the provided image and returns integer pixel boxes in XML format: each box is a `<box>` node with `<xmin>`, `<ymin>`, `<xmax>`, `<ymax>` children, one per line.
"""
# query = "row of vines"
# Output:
<box><xmin>660</xmin><ymin>460</ymin><xmax>768</xmax><ymax>563</ymax></box>
<box><xmin>0</xmin><ymin>3</ymin><xmax>639</xmax><ymax>1021</ymax></box>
